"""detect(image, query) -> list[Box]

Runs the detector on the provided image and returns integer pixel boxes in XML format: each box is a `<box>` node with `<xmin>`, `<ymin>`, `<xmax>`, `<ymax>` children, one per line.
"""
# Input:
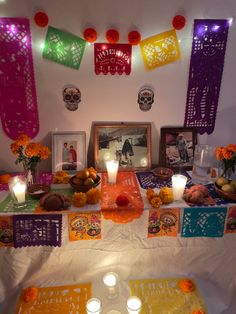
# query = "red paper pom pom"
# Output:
<box><xmin>34</xmin><ymin>11</ymin><xmax>49</xmax><ymax>28</ymax></box>
<box><xmin>172</xmin><ymin>15</ymin><xmax>186</xmax><ymax>30</ymax></box>
<box><xmin>116</xmin><ymin>195</ymin><xmax>129</xmax><ymax>206</ymax></box>
<box><xmin>128</xmin><ymin>31</ymin><xmax>141</xmax><ymax>45</ymax></box>
<box><xmin>106</xmin><ymin>29</ymin><xmax>119</xmax><ymax>44</ymax></box>
<box><xmin>83</xmin><ymin>28</ymin><xmax>97</xmax><ymax>43</ymax></box>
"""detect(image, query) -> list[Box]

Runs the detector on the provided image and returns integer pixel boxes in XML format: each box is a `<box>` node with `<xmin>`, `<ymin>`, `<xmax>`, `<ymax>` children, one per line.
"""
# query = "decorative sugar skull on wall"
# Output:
<box><xmin>63</xmin><ymin>85</ymin><xmax>81</xmax><ymax>111</ymax></box>
<box><xmin>138</xmin><ymin>86</ymin><xmax>154</xmax><ymax>112</ymax></box>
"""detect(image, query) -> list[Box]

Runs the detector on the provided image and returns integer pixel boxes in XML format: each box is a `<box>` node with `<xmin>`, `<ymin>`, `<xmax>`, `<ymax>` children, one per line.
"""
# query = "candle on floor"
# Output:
<box><xmin>106</xmin><ymin>160</ymin><xmax>119</xmax><ymax>184</ymax></box>
<box><xmin>8</xmin><ymin>176</ymin><xmax>27</xmax><ymax>209</ymax></box>
<box><xmin>172</xmin><ymin>174</ymin><xmax>187</xmax><ymax>201</ymax></box>
<box><xmin>126</xmin><ymin>296</ymin><xmax>142</xmax><ymax>314</ymax></box>
<box><xmin>86</xmin><ymin>298</ymin><xmax>102</xmax><ymax>314</ymax></box>
<box><xmin>103</xmin><ymin>272</ymin><xmax>118</xmax><ymax>299</ymax></box>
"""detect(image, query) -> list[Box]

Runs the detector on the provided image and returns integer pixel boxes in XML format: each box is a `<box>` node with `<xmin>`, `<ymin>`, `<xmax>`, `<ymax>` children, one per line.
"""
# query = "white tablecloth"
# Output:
<box><xmin>0</xmin><ymin>208</ymin><xmax>236</xmax><ymax>313</ymax></box>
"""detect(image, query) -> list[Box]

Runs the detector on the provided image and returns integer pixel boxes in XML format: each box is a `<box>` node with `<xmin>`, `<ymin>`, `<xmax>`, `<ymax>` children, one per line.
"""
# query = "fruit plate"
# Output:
<box><xmin>152</xmin><ymin>167</ymin><xmax>174</xmax><ymax>181</ymax></box>
<box><xmin>69</xmin><ymin>175</ymin><xmax>101</xmax><ymax>192</ymax></box>
<box><xmin>214</xmin><ymin>183</ymin><xmax>236</xmax><ymax>201</ymax></box>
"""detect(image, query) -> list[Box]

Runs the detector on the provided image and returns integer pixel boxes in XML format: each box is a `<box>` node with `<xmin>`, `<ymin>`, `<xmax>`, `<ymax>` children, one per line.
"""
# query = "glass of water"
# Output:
<box><xmin>192</xmin><ymin>144</ymin><xmax>216</xmax><ymax>184</ymax></box>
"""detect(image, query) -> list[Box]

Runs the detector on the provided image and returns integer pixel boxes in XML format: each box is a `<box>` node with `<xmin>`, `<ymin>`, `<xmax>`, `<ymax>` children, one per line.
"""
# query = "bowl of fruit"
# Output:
<box><xmin>214</xmin><ymin>176</ymin><xmax>236</xmax><ymax>201</ymax></box>
<box><xmin>69</xmin><ymin>167</ymin><xmax>101</xmax><ymax>192</ymax></box>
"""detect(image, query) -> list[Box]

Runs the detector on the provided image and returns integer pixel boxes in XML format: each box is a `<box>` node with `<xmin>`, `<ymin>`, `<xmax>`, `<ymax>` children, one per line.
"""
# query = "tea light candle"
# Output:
<box><xmin>126</xmin><ymin>296</ymin><xmax>142</xmax><ymax>314</ymax></box>
<box><xmin>172</xmin><ymin>174</ymin><xmax>187</xmax><ymax>201</ymax></box>
<box><xmin>103</xmin><ymin>272</ymin><xmax>118</xmax><ymax>299</ymax></box>
<box><xmin>106</xmin><ymin>160</ymin><xmax>119</xmax><ymax>184</ymax></box>
<box><xmin>86</xmin><ymin>298</ymin><xmax>102</xmax><ymax>314</ymax></box>
<box><xmin>12</xmin><ymin>182</ymin><xmax>26</xmax><ymax>204</ymax></box>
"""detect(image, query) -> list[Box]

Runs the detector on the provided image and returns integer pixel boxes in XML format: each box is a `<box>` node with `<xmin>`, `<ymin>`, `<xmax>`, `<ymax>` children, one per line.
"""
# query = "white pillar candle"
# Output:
<box><xmin>172</xmin><ymin>174</ymin><xmax>187</xmax><ymax>201</ymax></box>
<box><xmin>12</xmin><ymin>182</ymin><xmax>26</xmax><ymax>204</ymax></box>
<box><xmin>106</xmin><ymin>160</ymin><xmax>119</xmax><ymax>184</ymax></box>
<box><xmin>126</xmin><ymin>296</ymin><xmax>142</xmax><ymax>314</ymax></box>
<box><xmin>86</xmin><ymin>298</ymin><xmax>102</xmax><ymax>314</ymax></box>
<box><xmin>103</xmin><ymin>272</ymin><xmax>118</xmax><ymax>299</ymax></box>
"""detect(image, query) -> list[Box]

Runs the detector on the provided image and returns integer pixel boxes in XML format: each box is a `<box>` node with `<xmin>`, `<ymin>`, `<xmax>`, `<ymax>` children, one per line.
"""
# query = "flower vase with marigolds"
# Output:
<box><xmin>216</xmin><ymin>144</ymin><xmax>236</xmax><ymax>181</ymax></box>
<box><xmin>10</xmin><ymin>134</ymin><xmax>51</xmax><ymax>186</ymax></box>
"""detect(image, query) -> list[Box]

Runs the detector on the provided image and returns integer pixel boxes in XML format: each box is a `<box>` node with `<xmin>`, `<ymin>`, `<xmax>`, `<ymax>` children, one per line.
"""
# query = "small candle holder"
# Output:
<box><xmin>171</xmin><ymin>174</ymin><xmax>187</xmax><ymax>201</ymax></box>
<box><xmin>106</xmin><ymin>160</ymin><xmax>119</xmax><ymax>184</ymax></box>
<box><xmin>8</xmin><ymin>176</ymin><xmax>27</xmax><ymax>209</ymax></box>
<box><xmin>86</xmin><ymin>298</ymin><xmax>102</xmax><ymax>314</ymax></box>
<box><xmin>126</xmin><ymin>296</ymin><xmax>142</xmax><ymax>314</ymax></box>
<box><xmin>103</xmin><ymin>272</ymin><xmax>119</xmax><ymax>299</ymax></box>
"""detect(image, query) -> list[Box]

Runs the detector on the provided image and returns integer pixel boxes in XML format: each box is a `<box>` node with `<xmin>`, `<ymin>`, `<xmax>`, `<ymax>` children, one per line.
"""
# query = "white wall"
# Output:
<box><xmin>1</xmin><ymin>0</ymin><xmax>236</xmax><ymax>172</ymax></box>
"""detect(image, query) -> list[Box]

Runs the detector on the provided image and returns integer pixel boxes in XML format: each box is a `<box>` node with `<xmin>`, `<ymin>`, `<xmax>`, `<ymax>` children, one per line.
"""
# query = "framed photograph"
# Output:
<box><xmin>94</xmin><ymin>123</ymin><xmax>152</xmax><ymax>171</ymax></box>
<box><xmin>52</xmin><ymin>131</ymin><xmax>86</xmax><ymax>174</ymax></box>
<box><xmin>159</xmin><ymin>127</ymin><xmax>197</xmax><ymax>171</ymax></box>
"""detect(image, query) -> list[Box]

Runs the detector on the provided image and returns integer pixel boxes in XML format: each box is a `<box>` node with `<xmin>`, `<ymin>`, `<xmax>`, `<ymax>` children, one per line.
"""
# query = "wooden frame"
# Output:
<box><xmin>159</xmin><ymin>127</ymin><xmax>197</xmax><ymax>171</ymax></box>
<box><xmin>94</xmin><ymin>123</ymin><xmax>152</xmax><ymax>171</ymax></box>
<box><xmin>52</xmin><ymin>131</ymin><xmax>86</xmax><ymax>174</ymax></box>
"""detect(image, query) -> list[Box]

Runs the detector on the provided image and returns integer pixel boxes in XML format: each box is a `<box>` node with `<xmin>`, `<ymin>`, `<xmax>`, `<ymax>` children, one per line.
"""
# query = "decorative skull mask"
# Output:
<box><xmin>63</xmin><ymin>86</ymin><xmax>81</xmax><ymax>111</ymax></box>
<box><xmin>138</xmin><ymin>87</ymin><xmax>154</xmax><ymax>111</ymax></box>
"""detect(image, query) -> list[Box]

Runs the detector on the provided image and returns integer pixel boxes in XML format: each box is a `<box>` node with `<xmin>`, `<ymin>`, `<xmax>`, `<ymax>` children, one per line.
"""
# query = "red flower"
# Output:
<box><xmin>34</xmin><ymin>11</ymin><xmax>49</xmax><ymax>28</ymax></box>
<box><xmin>83</xmin><ymin>28</ymin><xmax>97</xmax><ymax>43</ymax></box>
<box><xmin>128</xmin><ymin>31</ymin><xmax>141</xmax><ymax>45</ymax></box>
<box><xmin>172</xmin><ymin>15</ymin><xmax>186</xmax><ymax>30</ymax></box>
<box><xmin>116</xmin><ymin>195</ymin><xmax>129</xmax><ymax>206</ymax></box>
<box><xmin>106</xmin><ymin>29</ymin><xmax>119</xmax><ymax>44</ymax></box>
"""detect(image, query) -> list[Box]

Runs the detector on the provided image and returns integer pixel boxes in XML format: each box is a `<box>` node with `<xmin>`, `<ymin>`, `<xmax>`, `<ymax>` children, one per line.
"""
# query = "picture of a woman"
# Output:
<box><xmin>122</xmin><ymin>139</ymin><xmax>134</xmax><ymax>165</ymax></box>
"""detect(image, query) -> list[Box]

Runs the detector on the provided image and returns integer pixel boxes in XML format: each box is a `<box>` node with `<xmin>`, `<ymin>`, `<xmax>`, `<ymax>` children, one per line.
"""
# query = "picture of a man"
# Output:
<box><xmin>176</xmin><ymin>134</ymin><xmax>189</xmax><ymax>163</ymax></box>
<box><xmin>62</xmin><ymin>142</ymin><xmax>70</xmax><ymax>170</ymax></box>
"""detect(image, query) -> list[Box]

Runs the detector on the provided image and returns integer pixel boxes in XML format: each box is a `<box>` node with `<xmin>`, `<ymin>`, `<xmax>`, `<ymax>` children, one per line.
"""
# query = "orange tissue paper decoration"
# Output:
<box><xmin>179</xmin><ymin>279</ymin><xmax>195</xmax><ymax>293</ymax></box>
<box><xmin>83</xmin><ymin>28</ymin><xmax>98</xmax><ymax>43</ymax></box>
<box><xmin>128</xmin><ymin>30</ymin><xmax>141</xmax><ymax>45</ymax></box>
<box><xmin>106</xmin><ymin>29</ymin><xmax>119</xmax><ymax>43</ymax></box>
<box><xmin>23</xmin><ymin>286</ymin><xmax>39</xmax><ymax>303</ymax></box>
<box><xmin>172</xmin><ymin>15</ymin><xmax>186</xmax><ymax>30</ymax></box>
<box><xmin>192</xmin><ymin>310</ymin><xmax>206</xmax><ymax>314</ymax></box>
<box><xmin>34</xmin><ymin>11</ymin><xmax>49</xmax><ymax>27</ymax></box>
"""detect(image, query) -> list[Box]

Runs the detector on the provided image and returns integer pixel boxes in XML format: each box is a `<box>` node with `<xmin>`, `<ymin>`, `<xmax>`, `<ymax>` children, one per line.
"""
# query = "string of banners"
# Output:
<box><xmin>0</xmin><ymin>205</ymin><xmax>235</xmax><ymax>248</ymax></box>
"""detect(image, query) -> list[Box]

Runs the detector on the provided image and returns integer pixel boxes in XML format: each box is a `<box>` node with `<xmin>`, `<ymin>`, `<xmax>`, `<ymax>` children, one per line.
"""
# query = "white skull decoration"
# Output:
<box><xmin>63</xmin><ymin>86</ymin><xmax>81</xmax><ymax>111</ymax></box>
<box><xmin>138</xmin><ymin>87</ymin><xmax>154</xmax><ymax>111</ymax></box>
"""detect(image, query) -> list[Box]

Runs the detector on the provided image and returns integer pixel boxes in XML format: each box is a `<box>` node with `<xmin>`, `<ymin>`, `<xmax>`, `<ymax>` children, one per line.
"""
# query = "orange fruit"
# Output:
<box><xmin>0</xmin><ymin>174</ymin><xmax>11</xmax><ymax>184</ymax></box>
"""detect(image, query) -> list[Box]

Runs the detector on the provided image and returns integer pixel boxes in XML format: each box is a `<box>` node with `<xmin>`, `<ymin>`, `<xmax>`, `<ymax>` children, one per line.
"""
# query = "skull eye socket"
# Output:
<box><xmin>65</xmin><ymin>94</ymin><xmax>72</xmax><ymax>101</ymax></box>
<box><xmin>73</xmin><ymin>94</ymin><xmax>80</xmax><ymax>101</ymax></box>
<box><xmin>140</xmin><ymin>97</ymin><xmax>145</xmax><ymax>101</ymax></box>
<box><xmin>147</xmin><ymin>97</ymin><xmax>152</xmax><ymax>101</ymax></box>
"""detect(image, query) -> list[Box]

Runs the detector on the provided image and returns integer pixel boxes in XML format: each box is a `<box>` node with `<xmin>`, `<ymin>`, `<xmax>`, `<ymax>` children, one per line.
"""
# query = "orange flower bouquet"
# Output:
<box><xmin>10</xmin><ymin>134</ymin><xmax>51</xmax><ymax>184</ymax></box>
<box><xmin>215</xmin><ymin>144</ymin><xmax>236</xmax><ymax>179</ymax></box>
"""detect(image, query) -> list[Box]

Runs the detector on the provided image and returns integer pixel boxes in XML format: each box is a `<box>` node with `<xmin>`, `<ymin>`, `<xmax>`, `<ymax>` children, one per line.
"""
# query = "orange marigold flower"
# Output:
<box><xmin>15</xmin><ymin>134</ymin><xmax>30</xmax><ymax>147</ymax></box>
<box><xmin>73</xmin><ymin>192</ymin><xmax>87</xmax><ymax>207</ymax></box>
<box><xmin>146</xmin><ymin>188</ymin><xmax>156</xmax><ymax>201</ymax></box>
<box><xmin>39</xmin><ymin>146</ymin><xmax>51</xmax><ymax>159</ymax></box>
<box><xmin>25</xmin><ymin>143</ymin><xmax>40</xmax><ymax>157</ymax></box>
<box><xmin>179</xmin><ymin>279</ymin><xmax>195</xmax><ymax>293</ymax></box>
<box><xmin>222</xmin><ymin>148</ymin><xmax>233</xmax><ymax>160</ymax></box>
<box><xmin>192</xmin><ymin>310</ymin><xmax>205</xmax><ymax>314</ymax></box>
<box><xmin>23</xmin><ymin>286</ymin><xmax>38</xmax><ymax>303</ymax></box>
<box><xmin>86</xmin><ymin>188</ymin><xmax>101</xmax><ymax>204</ymax></box>
<box><xmin>150</xmin><ymin>196</ymin><xmax>162</xmax><ymax>208</ymax></box>
<box><xmin>227</xmin><ymin>144</ymin><xmax>236</xmax><ymax>152</ymax></box>
<box><xmin>215</xmin><ymin>147</ymin><xmax>224</xmax><ymax>160</ymax></box>
<box><xmin>10</xmin><ymin>142</ymin><xmax>20</xmax><ymax>155</ymax></box>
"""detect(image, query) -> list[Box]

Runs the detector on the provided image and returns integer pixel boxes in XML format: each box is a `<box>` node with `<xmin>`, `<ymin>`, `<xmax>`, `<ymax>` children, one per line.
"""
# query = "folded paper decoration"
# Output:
<box><xmin>13</xmin><ymin>214</ymin><xmax>62</xmax><ymax>247</ymax></box>
<box><xmin>140</xmin><ymin>29</ymin><xmax>180</xmax><ymax>70</ymax></box>
<box><xmin>148</xmin><ymin>208</ymin><xmax>180</xmax><ymax>237</ymax></box>
<box><xmin>225</xmin><ymin>206</ymin><xmax>236</xmax><ymax>234</ymax></box>
<box><xmin>129</xmin><ymin>278</ymin><xmax>206</xmax><ymax>313</ymax></box>
<box><xmin>0</xmin><ymin>18</ymin><xmax>39</xmax><ymax>140</ymax></box>
<box><xmin>184</xmin><ymin>19</ymin><xmax>229</xmax><ymax>134</ymax></box>
<box><xmin>16</xmin><ymin>283</ymin><xmax>91</xmax><ymax>313</ymax></box>
<box><xmin>94</xmin><ymin>43</ymin><xmax>132</xmax><ymax>75</ymax></box>
<box><xmin>43</xmin><ymin>26</ymin><xmax>86</xmax><ymax>70</ymax></box>
<box><xmin>181</xmin><ymin>206</ymin><xmax>227</xmax><ymax>237</ymax></box>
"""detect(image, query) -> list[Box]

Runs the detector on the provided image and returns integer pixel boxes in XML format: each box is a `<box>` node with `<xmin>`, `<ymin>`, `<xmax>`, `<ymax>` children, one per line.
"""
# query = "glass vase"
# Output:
<box><xmin>23</xmin><ymin>161</ymin><xmax>39</xmax><ymax>186</ymax></box>
<box><xmin>219</xmin><ymin>164</ymin><xmax>233</xmax><ymax>181</ymax></box>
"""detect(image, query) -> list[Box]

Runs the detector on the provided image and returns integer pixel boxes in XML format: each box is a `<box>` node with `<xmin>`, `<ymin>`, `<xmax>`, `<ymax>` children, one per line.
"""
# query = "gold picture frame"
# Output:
<box><xmin>94</xmin><ymin>123</ymin><xmax>152</xmax><ymax>171</ymax></box>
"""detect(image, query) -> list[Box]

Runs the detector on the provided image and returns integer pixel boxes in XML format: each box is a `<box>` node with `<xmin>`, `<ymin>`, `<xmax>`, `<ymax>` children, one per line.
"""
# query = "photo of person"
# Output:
<box><xmin>52</xmin><ymin>132</ymin><xmax>86</xmax><ymax>174</ymax></box>
<box><xmin>165</xmin><ymin>131</ymin><xmax>194</xmax><ymax>168</ymax></box>
<box><xmin>95</xmin><ymin>124</ymin><xmax>151</xmax><ymax>170</ymax></box>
